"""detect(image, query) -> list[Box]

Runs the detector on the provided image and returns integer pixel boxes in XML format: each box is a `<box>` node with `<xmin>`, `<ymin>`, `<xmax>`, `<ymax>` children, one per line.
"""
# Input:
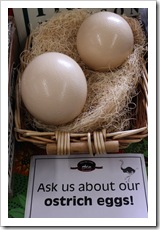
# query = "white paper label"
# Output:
<box><xmin>25</xmin><ymin>154</ymin><xmax>147</xmax><ymax>218</ymax></box>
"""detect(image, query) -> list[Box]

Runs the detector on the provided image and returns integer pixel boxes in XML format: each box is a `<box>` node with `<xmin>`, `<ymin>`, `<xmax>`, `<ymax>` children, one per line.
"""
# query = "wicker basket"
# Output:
<box><xmin>14</xmin><ymin>36</ymin><xmax>148</xmax><ymax>156</ymax></box>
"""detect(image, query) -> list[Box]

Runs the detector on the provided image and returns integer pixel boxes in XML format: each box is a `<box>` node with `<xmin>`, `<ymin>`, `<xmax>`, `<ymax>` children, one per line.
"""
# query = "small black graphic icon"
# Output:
<box><xmin>120</xmin><ymin>160</ymin><xmax>136</xmax><ymax>182</ymax></box>
<box><xmin>70</xmin><ymin>160</ymin><xmax>103</xmax><ymax>172</ymax></box>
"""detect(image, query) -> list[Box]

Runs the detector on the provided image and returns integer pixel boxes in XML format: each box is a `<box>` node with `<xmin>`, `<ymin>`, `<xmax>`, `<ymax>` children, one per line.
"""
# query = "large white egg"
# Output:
<box><xmin>77</xmin><ymin>12</ymin><xmax>134</xmax><ymax>71</ymax></box>
<box><xmin>21</xmin><ymin>52</ymin><xmax>87</xmax><ymax>125</ymax></box>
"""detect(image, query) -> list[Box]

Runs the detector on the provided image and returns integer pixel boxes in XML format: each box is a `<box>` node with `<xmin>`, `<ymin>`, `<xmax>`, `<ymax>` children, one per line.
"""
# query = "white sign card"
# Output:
<box><xmin>24</xmin><ymin>154</ymin><xmax>147</xmax><ymax>218</ymax></box>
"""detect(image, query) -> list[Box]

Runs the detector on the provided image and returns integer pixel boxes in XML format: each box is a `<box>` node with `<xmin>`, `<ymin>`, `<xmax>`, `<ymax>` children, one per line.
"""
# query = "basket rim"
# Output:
<box><xmin>14</xmin><ymin>28</ymin><xmax>148</xmax><ymax>154</ymax></box>
<box><xmin>14</xmin><ymin>60</ymin><xmax>148</xmax><ymax>141</ymax></box>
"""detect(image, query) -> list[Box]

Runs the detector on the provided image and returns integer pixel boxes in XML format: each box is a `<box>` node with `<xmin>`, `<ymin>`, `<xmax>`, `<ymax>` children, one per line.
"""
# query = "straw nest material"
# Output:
<box><xmin>19</xmin><ymin>9</ymin><xmax>146</xmax><ymax>133</ymax></box>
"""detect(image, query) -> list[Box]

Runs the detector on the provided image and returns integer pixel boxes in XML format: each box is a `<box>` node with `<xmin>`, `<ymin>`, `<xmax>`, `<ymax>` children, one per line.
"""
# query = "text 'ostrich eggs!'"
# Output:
<box><xmin>21</xmin><ymin>52</ymin><xmax>87</xmax><ymax>125</ymax></box>
<box><xmin>77</xmin><ymin>12</ymin><xmax>134</xmax><ymax>71</ymax></box>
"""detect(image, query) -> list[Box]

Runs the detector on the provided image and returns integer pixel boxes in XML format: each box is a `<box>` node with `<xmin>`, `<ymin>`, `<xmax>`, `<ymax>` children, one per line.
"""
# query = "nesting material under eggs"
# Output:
<box><xmin>19</xmin><ymin>9</ymin><xmax>146</xmax><ymax>133</ymax></box>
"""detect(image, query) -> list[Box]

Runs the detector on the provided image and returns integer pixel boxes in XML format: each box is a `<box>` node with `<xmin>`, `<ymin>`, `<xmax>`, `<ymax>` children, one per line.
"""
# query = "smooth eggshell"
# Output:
<box><xmin>77</xmin><ymin>12</ymin><xmax>134</xmax><ymax>71</ymax></box>
<box><xmin>21</xmin><ymin>52</ymin><xmax>87</xmax><ymax>125</ymax></box>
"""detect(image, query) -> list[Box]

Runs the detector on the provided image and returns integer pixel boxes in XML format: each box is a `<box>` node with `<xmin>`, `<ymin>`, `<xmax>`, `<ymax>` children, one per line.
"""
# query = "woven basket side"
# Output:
<box><xmin>14</xmin><ymin>35</ymin><xmax>148</xmax><ymax>155</ymax></box>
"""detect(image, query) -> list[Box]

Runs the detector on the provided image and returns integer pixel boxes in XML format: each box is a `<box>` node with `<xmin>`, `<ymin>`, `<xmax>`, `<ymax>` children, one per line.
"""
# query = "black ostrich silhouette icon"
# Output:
<box><xmin>120</xmin><ymin>160</ymin><xmax>136</xmax><ymax>182</ymax></box>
